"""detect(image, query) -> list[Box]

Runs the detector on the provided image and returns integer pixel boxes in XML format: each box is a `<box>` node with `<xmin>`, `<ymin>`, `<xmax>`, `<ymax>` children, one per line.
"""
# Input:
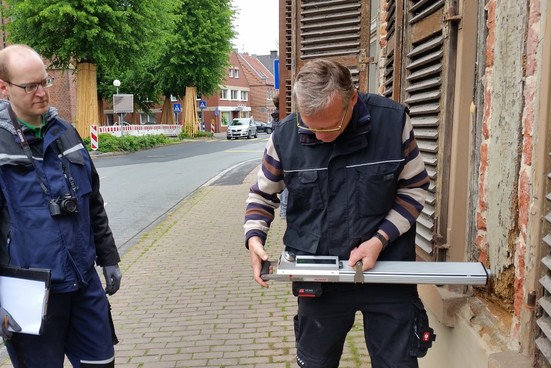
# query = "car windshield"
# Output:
<box><xmin>231</xmin><ymin>120</ymin><xmax>246</xmax><ymax>126</ymax></box>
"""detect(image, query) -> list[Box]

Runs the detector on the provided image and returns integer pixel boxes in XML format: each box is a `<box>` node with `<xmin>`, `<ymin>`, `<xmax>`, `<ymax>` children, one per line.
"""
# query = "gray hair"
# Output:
<box><xmin>293</xmin><ymin>59</ymin><xmax>355</xmax><ymax>116</ymax></box>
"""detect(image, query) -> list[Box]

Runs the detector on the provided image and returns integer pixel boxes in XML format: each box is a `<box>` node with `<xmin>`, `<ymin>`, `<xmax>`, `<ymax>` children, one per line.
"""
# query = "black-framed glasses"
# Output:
<box><xmin>296</xmin><ymin>105</ymin><xmax>348</xmax><ymax>133</ymax></box>
<box><xmin>6</xmin><ymin>75</ymin><xmax>54</xmax><ymax>94</ymax></box>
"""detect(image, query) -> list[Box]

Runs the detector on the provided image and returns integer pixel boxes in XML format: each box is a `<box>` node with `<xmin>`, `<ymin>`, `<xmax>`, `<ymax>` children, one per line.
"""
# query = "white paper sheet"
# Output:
<box><xmin>0</xmin><ymin>275</ymin><xmax>49</xmax><ymax>335</ymax></box>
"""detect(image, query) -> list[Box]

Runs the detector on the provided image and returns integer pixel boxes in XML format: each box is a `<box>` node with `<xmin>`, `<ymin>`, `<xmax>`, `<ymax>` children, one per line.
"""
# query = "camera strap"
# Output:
<box><xmin>7</xmin><ymin>106</ymin><xmax>51</xmax><ymax>197</ymax></box>
<box><xmin>54</xmin><ymin>140</ymin><xmax>78</xmax><ymax>194</ymax></box>
<box><xmin>8</xmin><ymin>106</ymin><xmax>78</xmax><ymax>197</ymax></box>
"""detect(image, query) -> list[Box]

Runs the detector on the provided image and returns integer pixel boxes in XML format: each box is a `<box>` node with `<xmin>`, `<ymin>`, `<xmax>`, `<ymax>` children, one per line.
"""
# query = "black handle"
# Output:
<box><xmin>260</xmin><ymin>260</ymin><xmax>271</xmax><ymax>280</ymax></box>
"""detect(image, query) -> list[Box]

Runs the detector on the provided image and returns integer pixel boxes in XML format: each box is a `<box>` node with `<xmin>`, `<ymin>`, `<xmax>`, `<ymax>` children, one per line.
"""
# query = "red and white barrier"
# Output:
<box><xmin>98</xmin><ymin>124</ymin><xmax>181</xmax><ymax>137</ymax></box>
<box><xmin>90</xmin><ymin>124</ymin><xmax>98</xmax><ymax>150</ymax></box>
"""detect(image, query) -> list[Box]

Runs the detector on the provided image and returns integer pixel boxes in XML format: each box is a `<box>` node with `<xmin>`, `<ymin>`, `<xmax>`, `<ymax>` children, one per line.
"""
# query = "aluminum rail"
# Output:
<box><xmin>261</xmin><ymin>252</ymin><xmax>490</xmax><ymax>285</ymax></box>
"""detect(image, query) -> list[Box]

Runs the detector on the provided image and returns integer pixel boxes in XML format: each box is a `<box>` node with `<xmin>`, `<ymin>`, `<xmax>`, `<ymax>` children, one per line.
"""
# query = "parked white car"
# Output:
<box><xmin>226</xmin><ymin>117</ymin><xmax>258</xmax><ymax>139</ymax></box>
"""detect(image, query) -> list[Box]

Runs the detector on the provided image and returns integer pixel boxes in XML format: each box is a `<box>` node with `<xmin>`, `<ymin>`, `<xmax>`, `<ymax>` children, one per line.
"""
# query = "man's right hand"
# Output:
<box><xmin>248</xmin><ymin>236</ymin><xmax>270</xmax><ymax>288</ymax></box>
<box><xmin>0</xmin><ymin>307</ymin><xmax>21</xmax><ymax>340</ymax></box>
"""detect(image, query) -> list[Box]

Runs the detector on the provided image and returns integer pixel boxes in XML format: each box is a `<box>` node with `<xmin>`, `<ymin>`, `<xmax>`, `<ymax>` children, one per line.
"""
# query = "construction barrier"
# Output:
<box><xmin>90</xmin><ymin>124</ymin><xmax>98</xmax><ymax>150</ymax></box>
<box><xmin>98</xmin><ymin>124</ymin><xmax>181</xmax><ymax>138</ymax></box>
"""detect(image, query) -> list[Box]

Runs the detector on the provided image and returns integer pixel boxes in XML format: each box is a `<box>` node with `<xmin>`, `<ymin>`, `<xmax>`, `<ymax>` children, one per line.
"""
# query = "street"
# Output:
<box><xmin>93</xmin><ymin>135</ymin><xmax>267</xmax><ymax>253</ymax></box>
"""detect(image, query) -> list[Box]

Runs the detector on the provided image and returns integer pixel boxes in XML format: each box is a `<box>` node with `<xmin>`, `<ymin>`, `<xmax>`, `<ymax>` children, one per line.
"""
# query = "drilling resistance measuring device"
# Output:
<box><xmin>261</xmin><ymin>251</ymin><xmax>490</xmax><ymax>286</ymax></box>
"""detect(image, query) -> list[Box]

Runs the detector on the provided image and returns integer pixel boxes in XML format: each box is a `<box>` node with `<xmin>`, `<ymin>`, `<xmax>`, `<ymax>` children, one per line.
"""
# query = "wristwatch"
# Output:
<box><xmin>372</xmin><ymin>232</ymin><xmax>389</xmax><ymax>251</ymax></box>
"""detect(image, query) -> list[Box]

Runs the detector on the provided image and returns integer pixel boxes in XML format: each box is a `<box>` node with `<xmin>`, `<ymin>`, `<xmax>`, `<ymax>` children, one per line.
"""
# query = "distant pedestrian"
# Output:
<box><xmin>270</xmin><ymin>93</ymin><xmax>288</xmax><ymax>218</ymax></box>
<box><xmin>0</xmin><ymin>44</ymin><xmax>121</xmax><ymax>367</ymax></box>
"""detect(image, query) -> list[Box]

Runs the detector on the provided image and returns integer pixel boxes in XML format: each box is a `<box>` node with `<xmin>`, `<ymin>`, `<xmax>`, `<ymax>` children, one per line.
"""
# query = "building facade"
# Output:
<box><xmin>278</xmin><ymin>0</ymin><xmax>551</xmax><ymax>367</ymax></box>
<box><xmin>202</xmin><ymin>50</ymin><xmax>276</xmax><ymax>133</ymax></box>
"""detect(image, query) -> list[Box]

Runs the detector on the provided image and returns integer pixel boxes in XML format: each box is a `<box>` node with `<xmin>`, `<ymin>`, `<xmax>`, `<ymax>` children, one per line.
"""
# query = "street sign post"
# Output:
<box><xmin>173</xmin><ymin>103</ymin><xmax>182</xmax><ymax>124</ymax></box>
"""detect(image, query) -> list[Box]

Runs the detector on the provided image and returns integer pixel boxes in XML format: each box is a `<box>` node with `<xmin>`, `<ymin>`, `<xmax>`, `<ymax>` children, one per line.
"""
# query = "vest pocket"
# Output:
<box><xmin>348</xmin><ymin>161</ymin><xmax>400</xmax><ymax>217</ymax></box>
<box><xmin>286</xmin><ymin>170</ymin><xmax>324</xmax><ymax>211</ymax></box>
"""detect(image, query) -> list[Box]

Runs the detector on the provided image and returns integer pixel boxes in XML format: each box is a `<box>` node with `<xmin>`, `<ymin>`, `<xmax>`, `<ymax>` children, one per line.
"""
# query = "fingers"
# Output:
<box><xmin>248</xmin><ymin>237</ymin><xmax>269</xmax><ymax>288</ymax></box>
<box><xmin>8</xmin><ymin>315</ymin><xmax>21</xmax><ymax>333</ymax></box>
<box><xmin>109</xmin><ymin>273</ymin><xmax>122</xmax><ymax>295</ymax></box>
<box><xmin>104</xmin><ymin>266</ymin><xmax>122</xmax><ymax>296</ymax></box>
<box><xmin>348</xmin><ymin>239</ymin><xmax>383</xmax><ymax>271</ymax></box>
<box><xmin>1</xmin><ymin>313</ymin><xmax>20</xmax><ymax>340</ymax></box>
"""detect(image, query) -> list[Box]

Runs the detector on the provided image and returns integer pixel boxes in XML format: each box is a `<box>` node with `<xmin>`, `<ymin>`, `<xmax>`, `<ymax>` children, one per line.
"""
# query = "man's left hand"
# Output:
<box><xmin>348</xmin><ymin>237</ymin><xmax>385</xmax><ymax>271</ymax></box>
<box><xmin>103</xmin><ymin>265</ymin><xmax>122</xmax><ymax>295</ymax></box>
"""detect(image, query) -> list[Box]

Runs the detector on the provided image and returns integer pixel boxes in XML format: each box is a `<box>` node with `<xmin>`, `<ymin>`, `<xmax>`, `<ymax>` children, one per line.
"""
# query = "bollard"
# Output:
<box><xmin>90</xmin><ymin>124</ymin><xmax>98</xmax><ymax>151</ymax></box>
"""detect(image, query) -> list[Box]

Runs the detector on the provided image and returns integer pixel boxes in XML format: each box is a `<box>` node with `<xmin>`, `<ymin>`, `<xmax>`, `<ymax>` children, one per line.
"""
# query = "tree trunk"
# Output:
<box><xmin>183</xmin><ymin>86</ymin><xmax>199</xmax><ymax>136</ymax></box>
<box><xmin>159</xmin><ymin>96</ymin><xmax>175</xmax><ymax>124</ymax></box>
<box><xmin>75</xmin><ymin>63</ymin><xmax>99</xmax><ymax>138</ymax></box>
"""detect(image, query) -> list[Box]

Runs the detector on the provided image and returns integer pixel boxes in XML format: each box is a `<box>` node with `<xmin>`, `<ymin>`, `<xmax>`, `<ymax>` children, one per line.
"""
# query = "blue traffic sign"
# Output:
<box><xmin>173</xmin><ymin>103</ymin><xmax>181</xmax><ymax>113</ymax></box>
<box><xmin>273</xmin><ymin>59</ymin><xmax>280</xmax><ymax>90</ymax></box>
<box><xmin>198</xmin><ymin>100</ymin><xmax>207</xmax><ymax>110</ymax></box>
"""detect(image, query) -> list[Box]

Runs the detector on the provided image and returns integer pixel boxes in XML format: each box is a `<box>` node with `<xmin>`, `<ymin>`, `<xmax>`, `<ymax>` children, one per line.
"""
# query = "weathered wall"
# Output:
<box><xmin>476</xmin><ymin>0</ymin><xmax>528</xmax><ymax>306</ymax></box>
<box><xmin>421</xmin><ymin>0</ymin><xmax>547</xmax><ymax>366</ymax></box>
<box><xmin>477</xmin><ymin>0</ymin><xmax>545</xmax><ymax>348</ymax></box>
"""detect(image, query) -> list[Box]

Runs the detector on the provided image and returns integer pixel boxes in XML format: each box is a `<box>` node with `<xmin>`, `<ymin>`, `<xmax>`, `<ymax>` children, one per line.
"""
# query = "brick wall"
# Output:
<box><xmin>48</xmin><ymin>69</ymin><xmax>76</xmax><ymax>123</ymax></box>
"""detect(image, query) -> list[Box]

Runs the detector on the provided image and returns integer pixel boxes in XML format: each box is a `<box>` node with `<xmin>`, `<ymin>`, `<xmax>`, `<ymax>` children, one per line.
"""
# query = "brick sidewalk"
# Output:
<box><xmin>0</xmin><ymin>166</ymin><xmax>371</xmax><ymax>367</ymax></box>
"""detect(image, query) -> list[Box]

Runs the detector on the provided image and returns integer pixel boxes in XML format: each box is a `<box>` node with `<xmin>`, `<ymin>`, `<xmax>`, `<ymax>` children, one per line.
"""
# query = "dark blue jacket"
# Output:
<box><xmin>0</xmin><ymin>100</ymin><xmax>120</xmax><ymax>293</ymax></box>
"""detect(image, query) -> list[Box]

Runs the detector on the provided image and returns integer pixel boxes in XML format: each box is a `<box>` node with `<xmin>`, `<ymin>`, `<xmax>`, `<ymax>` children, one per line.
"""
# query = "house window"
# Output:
<box><xmin>220</xmin><ymin>89</ymin><xmax>229</xmax><ymax>100</ymax></box>
<box><xmin>221</xmin><ymin>112</ymin><xmax>231</xmax><ymax>126</ymax></box>
<box><xmin>240</xmin><ymin>91</ymin><xmax>248</xmax><ymax>101</ymax></box>
<box><xmin>229</xmin><ymin>68</ymin><xmax>234</xmax><ymax>77</ymax></box>
<box><xmin>231</xmin><ymin>90</ymin><xmax>238</xmax><ymax>100</ymax></box>
<box><xmin>234</xmin><ymin>68</ymin><xmax>239</xmax><ymax>78</ymax></box>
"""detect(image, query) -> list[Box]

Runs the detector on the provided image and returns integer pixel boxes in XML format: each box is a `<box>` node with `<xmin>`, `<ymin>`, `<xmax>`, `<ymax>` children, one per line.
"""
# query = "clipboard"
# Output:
<box><xmin>0</xmin><ymin>266</ymin><xmax>51</xmax><ymax>335</ymax></box>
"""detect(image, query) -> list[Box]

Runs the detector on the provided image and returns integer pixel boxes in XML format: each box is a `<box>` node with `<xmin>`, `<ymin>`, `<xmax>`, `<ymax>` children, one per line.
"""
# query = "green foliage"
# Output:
<box><xmin>5</xmin><ymin>0</ymin><xmax>236</xmax><ymax>121</ymax></box>
<box><xmin>178</xmin><ymin>130</ymin><xmax>213</xmax><ymax>139</ymax></box>
<box><xmin>156</xmin><ymin>0</ymin><xmax>235</xmax><ymax>98</ymax></box>
<box><xmin>5</xmin><ymin>0</ymin><xmax>175</xmax><ymax>72</ymax></box>
<box><xmin>82</xmin><ymin>133</ymin><xmax>176</xmax><ymax>153</ymax></box>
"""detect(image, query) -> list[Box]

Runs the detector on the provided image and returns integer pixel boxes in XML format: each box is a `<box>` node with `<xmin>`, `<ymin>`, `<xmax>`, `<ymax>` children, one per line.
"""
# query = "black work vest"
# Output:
<box><xmin>273</xmin><ymin>93</ymin><xmax>417</xmax><ymax>261</ymax></box>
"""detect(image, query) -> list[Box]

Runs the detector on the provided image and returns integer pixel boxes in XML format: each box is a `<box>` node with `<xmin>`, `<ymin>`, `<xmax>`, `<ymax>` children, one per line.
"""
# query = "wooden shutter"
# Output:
<box><xmin>535</xmin><ymin>117</ymin><xmax>551</xmax><ymax>368</ymax></box>
<box><xmin>537</xmin><ymin>174</ymin><xmax>551</xmax><ymax>365</ymax></box>
<box><xmin>383</xmin><ymin>0</ymin><xmax>458</xmax><ymax>259</ymax></box>
<box><xmin>281</xmin><ymin>0</ymin><xmax>371</xmax><ymax>116</ymax></box>
<box><xmin>382</xmin><ymin>0</ymin><xmax>405</xmax><ymax>100</ymax></box>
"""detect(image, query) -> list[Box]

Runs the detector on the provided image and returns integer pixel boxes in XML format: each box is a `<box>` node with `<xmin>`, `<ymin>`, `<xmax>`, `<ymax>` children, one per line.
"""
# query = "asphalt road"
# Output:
<box><xmin>92</xmin><ymin>136</ymin><xmax>268</xmax><ymax>253</ymax></box>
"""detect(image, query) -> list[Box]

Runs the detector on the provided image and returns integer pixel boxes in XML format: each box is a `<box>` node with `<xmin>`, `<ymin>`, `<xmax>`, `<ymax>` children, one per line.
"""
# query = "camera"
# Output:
<box><xmin>49</xmin><ymin>194</ymin><xmax>79</xmax><ymax>216</ymax></box>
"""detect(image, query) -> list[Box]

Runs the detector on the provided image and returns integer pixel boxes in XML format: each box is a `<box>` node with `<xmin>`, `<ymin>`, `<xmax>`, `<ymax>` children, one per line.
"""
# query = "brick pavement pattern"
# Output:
<box><xmin>0</xmin><ymin>165</ymin><xmax>372</xmax><ymax>368</ymax></box>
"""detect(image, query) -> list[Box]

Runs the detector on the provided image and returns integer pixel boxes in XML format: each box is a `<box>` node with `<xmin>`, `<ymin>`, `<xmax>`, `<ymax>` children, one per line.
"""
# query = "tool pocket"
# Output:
<box><xmin>292</xmin><ymin>282</ymin><xmax>323</xmax><ymax>298</ymax></box>
<box><xmin>409</xmin><ymin>298</ymin><xmax>436</xmax><ymax>357</ymax></box>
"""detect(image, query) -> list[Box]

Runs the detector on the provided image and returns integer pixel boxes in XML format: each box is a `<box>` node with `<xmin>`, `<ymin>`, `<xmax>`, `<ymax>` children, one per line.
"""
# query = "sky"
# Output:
<box><xmin>231</xmin><ymin>0</ymin><xmax>279</xmax><ymax>55</ymax></box>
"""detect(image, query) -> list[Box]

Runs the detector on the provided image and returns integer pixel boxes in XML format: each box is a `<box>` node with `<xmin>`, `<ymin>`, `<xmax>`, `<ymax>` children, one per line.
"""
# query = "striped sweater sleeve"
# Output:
<box><xmin>244</xmin><ymin>135</ymin><xmax>285</xmax><ymax>246</ymax></box>
<box><xmin>378</xmin><ymin>115</ymin><xmax>430</xmax><ymax>242</ymax></box>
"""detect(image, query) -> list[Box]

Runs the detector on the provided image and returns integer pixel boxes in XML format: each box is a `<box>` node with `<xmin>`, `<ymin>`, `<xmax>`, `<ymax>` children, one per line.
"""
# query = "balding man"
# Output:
<box><xmin>0</xmin><ymin>44</ymin><xmax>121</xmax><ymax>367</ymax></box>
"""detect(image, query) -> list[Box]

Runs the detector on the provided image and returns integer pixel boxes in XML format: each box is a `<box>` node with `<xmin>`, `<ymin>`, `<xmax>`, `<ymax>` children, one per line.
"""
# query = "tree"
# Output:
<box><xmin>154</xmin><ymin>0</ymin><xmax>235</xmax><ymax>134</ymax></box>
<box><xmin>5</xmin><ymin>0</ymin><xmax>176</xmax><ymax>136</ymax></box>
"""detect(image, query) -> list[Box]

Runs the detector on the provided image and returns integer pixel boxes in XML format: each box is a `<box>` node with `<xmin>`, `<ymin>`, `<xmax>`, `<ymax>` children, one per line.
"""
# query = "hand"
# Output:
<box><xmin>103</xmin><ymin>265</ymin><xmax>122</xmax><ymax>295</ymax></box>
<box><xmin>0</xmin><ymin>307</ymin><xmax>21</xmax><ymax>340</ymax></box>
<box><xmin>248</xmin><ymin>236</ymin><xmax>269</xmax><ymax>288</ymax></box>
<box><xmin>348</xmin><ymin>235</ymin><xmax>386</xmax><ymax>271</ymax></box>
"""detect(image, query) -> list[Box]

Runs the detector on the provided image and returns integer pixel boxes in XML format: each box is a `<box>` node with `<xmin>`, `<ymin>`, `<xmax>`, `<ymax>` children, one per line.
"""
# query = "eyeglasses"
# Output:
<box><xmin>296</xmin><ymin>105</ymin><xmax>348</xmax><ymax>133</ymax></box>
<box><xmin>6</xmin><ymin>75</ymin><xmax>54</xmax><ymax>94</ymax></box>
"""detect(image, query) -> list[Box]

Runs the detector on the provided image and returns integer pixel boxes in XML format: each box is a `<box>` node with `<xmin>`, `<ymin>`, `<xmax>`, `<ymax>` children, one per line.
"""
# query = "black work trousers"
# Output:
<box><xmin>294</xmin><ymin>282</ymin><xmax>421</xmax><ymax>368</ymax></box>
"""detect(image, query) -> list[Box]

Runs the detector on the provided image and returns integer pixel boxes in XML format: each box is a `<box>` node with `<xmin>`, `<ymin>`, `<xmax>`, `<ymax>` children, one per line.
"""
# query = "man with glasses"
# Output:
<box><xmin>0</xmin><ymin>44</ymin><xmax>121</xmax><ymax>367</ymax></box>
<box><xmin>244</xmin><ymin>59</ymin><xmax>431</xmax><ymax>367</ymax></box>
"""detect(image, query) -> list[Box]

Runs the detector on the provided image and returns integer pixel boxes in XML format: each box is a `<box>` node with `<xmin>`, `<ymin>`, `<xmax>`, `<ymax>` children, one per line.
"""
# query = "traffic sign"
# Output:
<box><xmin>273</xmin><ymin>59</ymin><xmax>280</xmax><ymax>90</ymax></box>
<box><xmin>198</xmin><ymin>100</ymin><xmax>207</xmax><ymax>110</ymax></box>
<box><xmin>173</xmin><ymin>103</ymin><xmax>181</xmax><ymax>113</ymax></box>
